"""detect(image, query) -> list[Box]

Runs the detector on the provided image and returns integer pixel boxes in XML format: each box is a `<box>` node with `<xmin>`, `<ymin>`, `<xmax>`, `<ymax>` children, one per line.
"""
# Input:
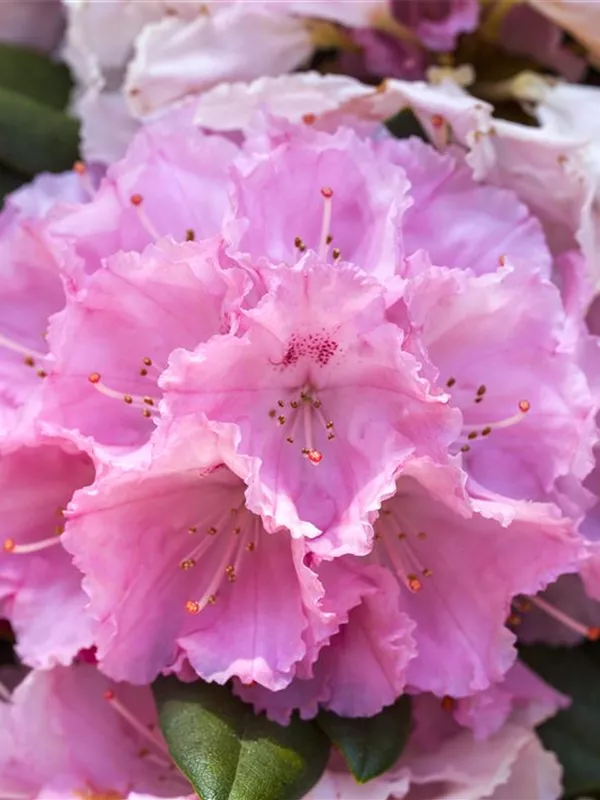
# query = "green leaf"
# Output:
<box><xmin>316</xmin><ymin>695</ymin><xmax>411</xmax><ymax>783</ymax></box>
<box><xmin>153</xmin><ymin>677</ymin><xmax>330</xmax><ymax>800</ymax></box>
<box><xmin>0</xmin><ymin>165</ymin><xmax>26</xmax><ymax>205</ymax></box>
<box><xmin>520</xmin><ymin>642</ymin><xmax>600</xmax><ymax>799</ymax></box>
<box><xmin>0</xmin><ymin>86</ymin><xmax>79</xmax><ymax>175</ymax></box>
<box><xmin>0</xmin><ymin>43</ymin><xmax>72</xmax><ymax>109</ymax></box>
<box><xmin>384</xmin><ymin>108</ymin><xmax>428</xmax><ymax>141</ymax></box>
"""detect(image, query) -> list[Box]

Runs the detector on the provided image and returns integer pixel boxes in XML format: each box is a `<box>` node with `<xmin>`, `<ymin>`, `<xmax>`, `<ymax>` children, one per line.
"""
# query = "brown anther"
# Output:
<box><xmin>321</xmin><ymin>187</ymin><xmax>333</xmax><ymax>199</ymax></box>
<box><xmin>475</xmin><ymin>397</ymin><xmax>483</xmax><ymax>404</ymax></box>
<box><xmin>143</xmin><ymin>397</ymin><xmax>154</xmax><ymax>406</ymax></box>
<box><xmin>268</xmin><ymin>409</ymin><xmax>276</xmax><ymax>418</ymax></box>
<box><xmin>180</xmin><ymin>559</ymin><xmax>196</xmax><ymax>570</ymax></box>
<box><xmin>23</xmin><ymin>356</ymin><xmax>35</xmax><ymax>367</ymax></box>
<box><xmin>375</xmin><ymin>80</ymin><xmax>388</xmax><ymax>93</ymax></box>
<box><xmin>326</xmin><ymin>234</ymin><xmax>333</xmax><ymax>245</ymax></box>
<box><xmin>298</xmin><ymin>244</ymin><xmax>306</xmax><ymax>252</ymax></box>
<box><xmin>188</xmin><ymin>526</ymin><xmax>197</xmax><ymax>534</ymax></box>
<box><xmin>88</xmin><ymin>372</ymin><xmax>101</xmax><ymax>384</ymax></box>
<box><xmin>302</xmin><ymin>112</ymin><xmax>316</xmax><ymax>125</ymax></box>
<box><xmin>294</xmin><ymin>236</ymin><xmax>304</xmax><ymax>249</ymax></box>
<box><xmin>422</xmin><ymin>568</ymin><xmax>433</xmax><ymax>577</ymax></box>
<box><xmin>138</xmin><ymin>747</ymin><xmax>150</xmax><ymax>758</ymax></box>
<box><xmin>327</xmin><ymin>433</ymin><xmax>335</xmax><ymax>440</ymax></box>
<box><xmin>277</xmin><ymin>415</ymin><xmax>286</xmax><ymax>425</ymax></box>
<box><xmin>301</xmin><ymin>447</ymin><xmax>310</xmax><ymax>455</ymax></box>
<box><xmin>277</xmin><ymin>400</ymin><xmax>285</xmax><ymax>408</ymax></box>
<box><xmin>397</xmin><ymin>532</ymin><xmax>407</xmax><ymax>540</ymax></box>
<box><xmin>332</xmin><ymin>248</ymin><xmax>341</xmax><ymax>259</ymax></box>
<box><xmin>290</xmin><ymin>401</ymin><xmax>298</xmax><ymax>409</ymax></box>
<box><xmin>407</xmin><ymin>575</ymin><xmax>423</xmax><ymax>592</ymax></box>
<box><xmin>233</xmin><ymin>526</ymin><xmax>241</xmax><ymax>534</ymax></box>
<box><xmin>446</xmin><ymin>377</ymin><xmax>456</xmax><ymax>388</ymax></box>
<box><xmin>123</xmin><ymin>395</ymin><xmax>133</xmax><ymax>405</ymax></box>
<box><xmin>207</xmin><ymin>594</ymin><xmax>217</xmax><ymax>605</ymax></box>
<box><xmin>55</xmin><ymin>525</ymin><xmax>64</xmax><ymax>536</ymax></box>
<box><xmin>208</xmin><ymin>526</ymin><xmax>217</xmax><ymax>535</ymax></box>
<box><xmin>139</xmin><ymin>368</ymin><xmax>148</xmax><ymax>376</ymax></box>
<box><xmin>467</xmin><ymin>431</ymin><xmax>478</xmax><ymax>440</ymax></box>
<box><xmin>246</xmin><ymin>542</ymin><xmax>256</xmax><ymax>552</ymax></box>
<box><xmin>36</xmin><ymin>369</ymin><xmax>47</xmax><ymax>379</ymax></box>
<box><xmin>130</xmin><ymin>193</ymin><xmax>143</xmax><ymax>206</ymax></box>
<box><xmin>143</xmin><ymin>357</ymin><xmax>152</xmax><ymax>366</ymax></box>
<box><xmin>141</xmin><ymin>409</ymin><xmax>151</xmax><ymax>418</ymax></box>
<box><xmin>481</xmin><ymin>426</ymin><xmax>492</xmax><ymax>436</ymax></box>
<box><xmin>476</xmin><ymin>385</ymin><xmax>487</xmax><ymax>396</ymax></box>
<box><xmin>73</xmin><ymin>160</ymin><xmax>86</xmax><ymax>175</ymax></box>
<box><xmin>460</xmin><ymin>444</ymin><xmax>470</xmax><ymax>453</ymax></box>
<box><xmin>103</xmin><ymin>689</ymin><xmax>116</xmax><ymax>701</ymax></box>
<box><xmin>519</xmin><ymin>400</ymin><xmax>531</xmax><ymax>413</ymax></box>
<box><xmin>286</xmin><ymin>436</ymin><xmax>294</xmax><ymax>444</ymax></box>
<box><xmin>325</xmin><ymin>421</ymin><xmax>334</xmax><ymax>429</ymax></box>
<box><xmin>185</xmin><ymin>229</ymin><xmax>195</xmax><ymax>241</ymax></box>
<box><xmin>313</xmin><ymin>400</ymin><xmax>322</xmax><ymax>409</ymax></box>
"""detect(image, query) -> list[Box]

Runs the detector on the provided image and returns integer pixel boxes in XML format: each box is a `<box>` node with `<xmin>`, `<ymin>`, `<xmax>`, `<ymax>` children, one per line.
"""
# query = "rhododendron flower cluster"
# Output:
<box><xmin>1</xmin><ymin>69</ymin><xmax>600</xmax><ymax>798</ymax></box>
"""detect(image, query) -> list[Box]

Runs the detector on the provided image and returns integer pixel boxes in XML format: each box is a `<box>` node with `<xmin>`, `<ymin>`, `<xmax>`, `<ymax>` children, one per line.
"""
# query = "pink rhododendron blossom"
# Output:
<box><xmin>0</xmin><ymin>430</ymin><xmax>95</xmax><ymax>668</ymax></box>
<box><xmin>237</xmin><ymin>461</ymin><xmax>579</xmax><ymax>715</ymax></box>
<box><xmin>526</xmin><ymin>0</ymin><xmax>600</xmax><ymax>69</ymax></box>
<box><xmin>0</xmin><ymin>171</ymin><xmax>93</xmax><ymax>431</ymax></box>
<box><xmin>64</xmin><ymin>416</ymin><xmax>383</xmax><ymax>687</ymax></box>
<box><xmin>0</xmin><ymin>663</ymin><xmax>191</xmax><ymax>798</ymax></box>
<box><xmin>163</xmin><ymin>255</ymin><xmax>461</xmax><ymax>556</ymax></box>
<box><xmin>40</xmin><ymin>237</ymin><xmax>247</xmax><ymax>447</ymax></box>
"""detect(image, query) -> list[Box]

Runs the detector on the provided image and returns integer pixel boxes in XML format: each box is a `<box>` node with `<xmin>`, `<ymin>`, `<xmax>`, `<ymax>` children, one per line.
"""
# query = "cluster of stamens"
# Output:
<box><xmin>374</xmin><ymin>509</ymin><xmax>433</xmax><ymax>594</ymax></box>
<box><xmin>182</xmin><ymin>504</ymin><xmax>258</xmax><ymax>615</ymax></box>
<box><xmin>293</xmin><ymin>187</ymin><xmax>341</xmax><ymax>263</ymax></box>
<box><xmin>268</xmin><ymin>388</ymin><xmax>335</xmax><ymax>465</ymax></box>
<box><xmin>445</xmin><ymin>378</ymin><xmax>531</xmax><ymax>454</ymax></box>
<box><xmin>0</xmin><ymin>332</ymin><xmax>48</xmax><ymax>379</ymax></box>
<box><xmin>87</xmin><ymin>359</ymin><xmax>162</xmax><ymax>418</ymax></box>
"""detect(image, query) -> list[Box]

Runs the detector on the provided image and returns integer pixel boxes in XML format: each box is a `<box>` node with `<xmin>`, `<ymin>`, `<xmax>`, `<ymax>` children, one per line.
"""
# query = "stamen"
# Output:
<box><xmin>0</xmin><ymin>332</ymin><xmax>46</xmax><ymax>362</ymax></box>
<box><xmin>318</xmin><ymin>187</ymin><xmax>334</xmax><ymax>260</ymax></box>
<box><xmin>376</xmin><ymin>511</ymin><xmax>432</xmax><ymax>594</ymax></box>
<box><xmin>332</xmin><ymin>248</ymin><xmax>341</xmax><ymax>261</ymax></box>
<box><xmin>88</xmin><ymin>373</ymin><xmax>157</xmax><ymax>413</ymax></box>
<box><xmin>104</xmin><ymin>689</ymin><xmax>170</xmax><ymax>755</ymax></box>
<box><xmin>3</xmin><ymin>535</ymin><xmax>61</xmax><ymax>554</ymax></box>
<box><xmin>129</xmin><ymin>193</ymin><xmax>161</xmax><ymax>241</ymax></box>
<box><xmin>73</xmin><ymin>160</ymin><xmax>95</xmax><ymax>198</ymax></box>
<box><xmin>461</xmin><ymin>400</ymin><xmax>530</xmax><ymax>438</ymax></box>
<box><xmin>528</xmin><ymin>595</ymin><xmax>600</xmax><ymax>641</ymax></box>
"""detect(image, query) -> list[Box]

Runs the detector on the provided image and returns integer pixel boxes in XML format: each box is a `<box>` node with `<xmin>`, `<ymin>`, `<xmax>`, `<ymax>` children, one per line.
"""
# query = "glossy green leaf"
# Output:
<box><xmin>520</xmin><ymin>642</ymin><xmax>600</xmax><ymax>799</ymax></box>
<box><xmin>0</xmin><ymin>86</ymin><xmax>79</xmax><ymax>175</ymax></box>
<box><xmin>0</xmin><ymin>43</ymin><xmax>72</xmax><ymax>109</ymax></box>
<box><xmin>153</xmin><ymin>677</ymin><xmax>330</xmax><ymax>800</ymax></box>
<box><xmin>316</xmin><ymin>695</ymin><xmax>411</xmax><ymax>783</ymax></box>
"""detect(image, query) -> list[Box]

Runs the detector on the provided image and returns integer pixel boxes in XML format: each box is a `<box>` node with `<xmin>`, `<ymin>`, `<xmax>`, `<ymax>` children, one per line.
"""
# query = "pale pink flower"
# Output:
<box><xmin>0</xmin><ymin>662</ymin><xmax>191</xmax><ymax>798</ymax></box>
<box><xmin>64</xmin><ymin>416</ymin><xmax>383</xmax><ymax>687</ymax></box>
<box><xmin>236</xmin><ymin>459</ymin><xmax>580</xmax><ymax>716</ymax></box>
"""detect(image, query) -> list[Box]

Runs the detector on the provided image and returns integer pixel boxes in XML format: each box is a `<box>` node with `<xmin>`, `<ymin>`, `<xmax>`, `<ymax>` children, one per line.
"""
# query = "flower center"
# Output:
<box><xmin>374</xmin><ymin>506</ymin><xmax>433</xmax><ymax>594</ymax></box>
<box><xmin>183</xmin><ymin>502</ymin><xmax>259</xmax><ymax>615</ymax></box>
<box><xmin>268</xmin><ymin>386</ymin><xmax>336</xmax><ymax>466</ymax></box>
